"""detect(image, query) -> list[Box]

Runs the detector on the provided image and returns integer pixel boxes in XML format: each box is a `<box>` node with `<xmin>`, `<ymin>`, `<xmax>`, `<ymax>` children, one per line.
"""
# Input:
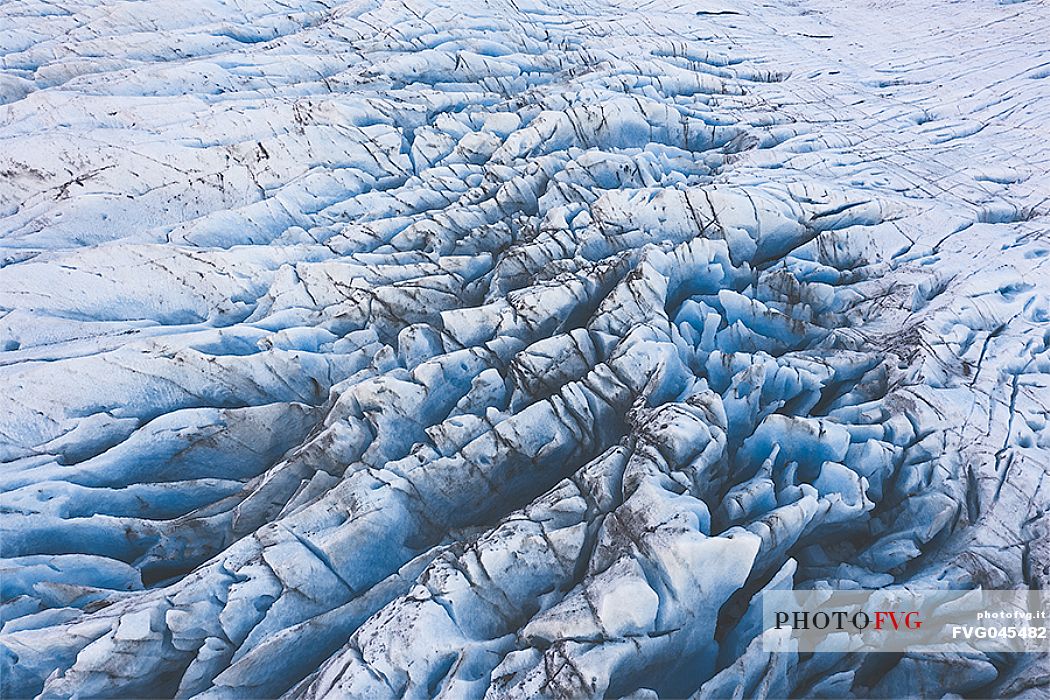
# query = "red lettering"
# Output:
<box><xmin>905</xmin><ymin>612</ymin><xmax>922</xmax><ymax>630</ymax></box>
<box><xmin>874</xmin><ymin>611</ymin><xmax>901</xmax><ymax>631</ymax></box>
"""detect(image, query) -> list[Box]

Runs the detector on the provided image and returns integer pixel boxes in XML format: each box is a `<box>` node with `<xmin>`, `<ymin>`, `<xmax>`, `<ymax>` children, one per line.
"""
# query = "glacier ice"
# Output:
<box><xmin>1</xmin><ymin>0</ymin><xmax>1049</xmax><ymax>697</ymax></box>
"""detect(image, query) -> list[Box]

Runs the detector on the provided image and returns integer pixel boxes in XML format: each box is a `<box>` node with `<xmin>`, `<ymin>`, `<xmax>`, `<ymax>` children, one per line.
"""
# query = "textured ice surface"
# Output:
<box><xmin>1</xmin><ymin>0</ymin><xmax>1049</xmax><ymax>697</ymax></box>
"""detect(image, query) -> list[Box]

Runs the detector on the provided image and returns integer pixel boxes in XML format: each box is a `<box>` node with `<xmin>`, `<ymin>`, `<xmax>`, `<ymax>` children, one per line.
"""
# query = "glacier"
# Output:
<box><xmin>1</xmin><ymin>0</ymin><xmax>1049</xmax><ymax>697</ymax></box>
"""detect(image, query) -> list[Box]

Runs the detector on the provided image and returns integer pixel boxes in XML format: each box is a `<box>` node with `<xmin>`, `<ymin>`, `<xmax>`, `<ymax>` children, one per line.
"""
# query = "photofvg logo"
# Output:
<box><xmin>761</xmin><ymin>589</ymin><xmax>1049</xmax><ymax>653</ymax></box>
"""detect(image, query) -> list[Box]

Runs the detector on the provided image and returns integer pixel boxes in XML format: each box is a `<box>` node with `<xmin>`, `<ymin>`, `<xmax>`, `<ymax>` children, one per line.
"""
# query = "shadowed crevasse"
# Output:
<box><xmin>1</xmin><ymin>0</ymin><xmax>1049</xmax><ymax>697</ymax></box>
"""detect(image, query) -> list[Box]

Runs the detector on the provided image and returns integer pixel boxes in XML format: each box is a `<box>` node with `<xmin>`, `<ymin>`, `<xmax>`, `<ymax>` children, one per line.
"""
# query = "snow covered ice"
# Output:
<box><xmin>1</xmin><ymin>0</ymin><xmax>1049</xmax><ymax>697</ymax></box>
